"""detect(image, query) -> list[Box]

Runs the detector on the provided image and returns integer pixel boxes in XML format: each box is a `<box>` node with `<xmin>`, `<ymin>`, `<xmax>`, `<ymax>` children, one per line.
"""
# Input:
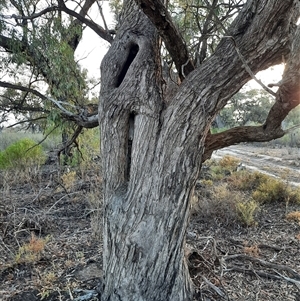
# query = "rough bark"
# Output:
<box><xmin>203</xmin><ymin>15</ymin><xmax>300</xmax><ymax>160</ymax></box>
<box><xmin>99</xmin><ymin>1</ymin><xmax>300</xmax><ymax>300</ymax></box>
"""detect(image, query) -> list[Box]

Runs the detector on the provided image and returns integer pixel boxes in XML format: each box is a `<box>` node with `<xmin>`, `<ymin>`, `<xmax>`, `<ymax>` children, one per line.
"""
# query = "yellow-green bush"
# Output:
<box><xmin>228</xmin><ymin>169</ymin><xmax>300</xmax><ymax>204</ymax></box>
<box><xmin>228</xmin><ymin>171</ymin><xmax>269</xmax><ymax>191</ymax></box>
<box><xmin>206</xmin><ymin>156</ymin><xmax>240</xmax><ymax>180</ymax></box>
<box><xmin>236</xmin><ymin>200</ymin><xmax>259</xmax><ymax>226</ymax></box>
<box><xmin>252</xmin><ymin>177</ymin><xmax>300</xmax><ymax>204</ymax></box>
<box><xmin>0</xmin><ymin>138</ymin><xmax>46</xmax><ymax>169</ymax></box>
<box><xmin>219</xmin><ymin>155</ymin><xmax>240</xmax><ymax>170</ymax></box>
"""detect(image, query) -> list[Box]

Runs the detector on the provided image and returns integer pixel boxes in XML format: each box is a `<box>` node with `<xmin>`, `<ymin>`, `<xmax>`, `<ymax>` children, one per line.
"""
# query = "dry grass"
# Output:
<box><xmin>1</xmin><ymin>146</ymin><xmax>300</xmax><ymax>301</ymax></box>
<box><xmin>0</xmin><ymin>162</ymin><xmax>103</xmax><ymax>301</ymax></box>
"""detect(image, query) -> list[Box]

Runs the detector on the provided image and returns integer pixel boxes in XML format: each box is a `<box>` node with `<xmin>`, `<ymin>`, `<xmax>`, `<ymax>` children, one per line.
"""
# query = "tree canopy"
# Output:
<box><xmin>1</xmin><ymin>0</ymin><xmax>298</xmax><ymax>157</ymax></box>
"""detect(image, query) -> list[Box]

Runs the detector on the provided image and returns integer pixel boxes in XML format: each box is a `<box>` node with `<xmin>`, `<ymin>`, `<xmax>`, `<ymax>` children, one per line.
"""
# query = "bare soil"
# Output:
<box><xmin>0</xmin><ymin>145</ymin><xmax>299</xmax><ymax>301</ymax></box>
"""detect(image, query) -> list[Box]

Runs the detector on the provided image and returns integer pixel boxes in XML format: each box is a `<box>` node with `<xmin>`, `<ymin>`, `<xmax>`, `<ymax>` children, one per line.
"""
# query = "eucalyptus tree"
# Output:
<box><xmin>0</xmin><ymin>0</ymin><xmax>102</xmax><ymax>151</ymax></box>
<box><xmin>1</xmin><ymin>1</ymin><xmax>300</xmax><ymax>300</ymax></box>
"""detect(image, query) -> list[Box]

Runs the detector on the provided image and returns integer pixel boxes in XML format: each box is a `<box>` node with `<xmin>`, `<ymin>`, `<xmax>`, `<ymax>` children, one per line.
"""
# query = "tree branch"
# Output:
<box><xmin>135</xmin><ymin>0</ymin><xmax>194</xmax><ymax>80</ymax></box>
<box><xmin>0</xmin><ymin>81</ymin><xmax>99</xmax><ymax>128</ymax></box>
<box><xmin>203</xmin><ymin>24</ymin><xmax>300</xmax><ymax>161</ymax></box>
<box><xmin>0</xmin><ymin>6</ymin><xmax>58</xmax><ymax>21</ymax></box>
<box><xmin>57</xmin><ymin>0</ymin><xmax>113</xmax><ymax>44</ymax></box>
<box><xmin>0</xmin><ymin>1</ymin><xmax>113</xmax><ymax>44</ymax></box>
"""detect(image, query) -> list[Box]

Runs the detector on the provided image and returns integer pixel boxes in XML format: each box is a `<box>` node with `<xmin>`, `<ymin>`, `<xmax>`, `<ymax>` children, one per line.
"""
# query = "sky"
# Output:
<box><xmin>74</xmin><ymin>2</ymin><xmax>113</xmax><ymax>80</ymax></box>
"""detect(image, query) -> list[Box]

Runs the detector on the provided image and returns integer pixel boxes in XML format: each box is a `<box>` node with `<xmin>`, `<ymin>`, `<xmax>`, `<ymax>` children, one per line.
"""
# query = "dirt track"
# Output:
<box><xmin>212</xmin><ymin>144</ymin><xmax>300</xmax><ymax>186</ymax></box>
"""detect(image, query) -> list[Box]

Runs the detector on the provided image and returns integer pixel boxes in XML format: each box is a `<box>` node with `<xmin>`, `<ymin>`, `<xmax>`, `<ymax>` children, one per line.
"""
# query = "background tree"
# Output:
<box><xmin>1</xmin><ymin>1</ymin><xmax>300</xmax><ymax>300</ymax></box>
<box><xmin>0</xmin><ymin>0</ymin><xmax>106</xmax><ymax>156</ymax></box>
<box><xmin>215</xmin><ymin>89</ymin><xmax>275</xmax><ymax>128</ymax></box>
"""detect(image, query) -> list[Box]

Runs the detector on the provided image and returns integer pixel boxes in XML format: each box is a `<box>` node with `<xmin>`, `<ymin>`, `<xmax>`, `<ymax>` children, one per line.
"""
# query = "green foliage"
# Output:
<box><xmin>109</xmin><ymin>0</ymin><xmax>123</xmax><ymax>21</ymax></box>
<box><xmin>0</xmin><ymin>138</ymin><xmax>46</xmax><ymax>169</ymax></box>
<box><xmin>284</xmin><ymin>105</ymin><xmax>300</xmax><ymax>127</ymax></box>
<box><xmin>0</xmin><ymin>0</ymin><xmax>95</xmax><ymax>144</ymax></box>
<box><xmin>60</xmin><ymin>127</ymin><xmax>100</xmax><ymax>168</ymax></box>
<box><xmin>236</xmin><ymin>200</ymin><xmax>258</xmax><ymax>226</ymax></box>
<box><xmin>206</xmin><ymin>156</ymin><xmax>239</xmax><ymax>180</ymax></box>
<box><xmin>274</xmin><ymin>128</ymin><xmax>300</xmax><ymax>148</ymax></box>
<box><xmin>0</xmin><ymin>130</ymin><xmax>61</xmax><ymax>152</ymax></box>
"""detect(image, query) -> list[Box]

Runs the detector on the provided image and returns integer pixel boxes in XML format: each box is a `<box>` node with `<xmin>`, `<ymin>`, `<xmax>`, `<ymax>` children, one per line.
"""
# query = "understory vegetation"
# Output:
<box><xmin>193</xmin><ymin>155</ymin><xmax>300</xmax><ymax>227</ymax></box>
<box><xmin>0</xmin><ymin>133</ymin><xmax>300</xmax><ymax>300</ymax></box>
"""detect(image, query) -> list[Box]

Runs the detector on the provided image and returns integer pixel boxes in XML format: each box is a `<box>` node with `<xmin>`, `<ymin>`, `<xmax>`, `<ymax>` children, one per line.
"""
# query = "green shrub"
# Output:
<box><xmin>60</xmin><ymin>128</ymin><xmax>100</xmax><ymax>168</ymax></box>
<box><xmin>206</xmin><ymin>156</ymin><xmax>240</xmax><ymax>180</ymax></box>
<box><xmin>0</xmin><ymin>138</ymin><xmax>46</xmax><ymax>169</ymax></box>
<box><xmin>236</xmin><ymin>200</ymin><xmax>259</xmax><ymax>226</ymax></box>
<box><xmin>252</xmin><ymin>176</ymin><xmax>300</xmax><ymax>204</ymax></box>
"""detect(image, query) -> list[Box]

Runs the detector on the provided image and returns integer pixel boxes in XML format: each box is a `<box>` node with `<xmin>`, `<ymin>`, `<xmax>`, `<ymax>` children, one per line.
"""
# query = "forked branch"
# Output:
<box><xmin>203</xmin><ymin>25</ymin><xmax>300</xmax><ymax>161</ymax></box>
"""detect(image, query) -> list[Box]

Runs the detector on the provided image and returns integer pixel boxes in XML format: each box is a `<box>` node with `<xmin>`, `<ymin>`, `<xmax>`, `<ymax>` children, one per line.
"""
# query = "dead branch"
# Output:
<box><xmin>224</xmin><ymin>254</ymin><xmax>300</xmax><ymax>281</ymax></box>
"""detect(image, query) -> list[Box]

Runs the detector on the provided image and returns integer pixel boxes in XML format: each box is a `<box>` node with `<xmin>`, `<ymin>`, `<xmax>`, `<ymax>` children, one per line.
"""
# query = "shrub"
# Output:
<box><xmin>228</xmin><ymin>170</ymin><xmax>300</xmax><ymax>204</ymax></box>
<box><xmin>286</xmin><ymin>211</ymin><xmax>300</xmax><ymax>222</ymax></box>
<box><xmin>252</xmin><ymin>177</ymin><xmax>300</xmax><ymax>203</ymax></box>
<box><xmin>228</xmin><ymin>171</ymin><xmax>269</xmax><ymax>191</ymax></box>
<box><xmin>236</xmin><ymin>200</ymin><xmax>259</xmax><ymax>226</ymax></box>
<box><xmin>15</xmin><ymin>233</ymin><xmax>50</xmax><ymax>263</ymax></box>
<box><xmin>252</xmin><ymin>178</ymin><xmax>286</xmax><ymax>203</ymax></box>
<box><xmin>59</xmin><ymin>128</ymin><xmax>100</xmax><ymax>168</ymax></box>
<box><xmin>219</xmin><ymin>155</ymin><xmax>240</xmax><ymax>170</ymax></box>
<box><xmin>60</xmin><ymin>170</ymin><xmax>77</xmax><ymax>191</ymax></box>
<box><xmin>192</xmin><ymin>183</ymin><xmax>249</xmax><ymax>227</ymax></box>
<box><xmin>0</xmin><ymin>138</ymin><xmax>46</xmax><ymax>169</ymax></box>
<box><xmin>206</xmin><ymin>156</ymin><xmax>240</xmax><ymax>180</ymax></box>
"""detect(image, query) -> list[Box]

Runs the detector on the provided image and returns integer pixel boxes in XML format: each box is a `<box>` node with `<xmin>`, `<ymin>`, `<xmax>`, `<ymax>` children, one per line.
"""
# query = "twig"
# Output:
<box><xmin>225</xmin><ymin>36</ymin><xmax>277</xmax><ymax>96</ymax></box>
<box><xmin>46</xmin><ymin>191</ymin><xmax>81</xmax><ymax>214</ymax></box>
<box><xmin>202</xmin><ymin>276</ymin><xmax>227</xmax><ymax>298</ymax></box>
<box><xmin>224</xmin><ymin>254</ymin><xmax>300</xmax><ymax>280</ymax></box>
<box><xmin>273</xmin><ymin>270</ymin><xmax>300</xmax><ymax>289</ymax></box>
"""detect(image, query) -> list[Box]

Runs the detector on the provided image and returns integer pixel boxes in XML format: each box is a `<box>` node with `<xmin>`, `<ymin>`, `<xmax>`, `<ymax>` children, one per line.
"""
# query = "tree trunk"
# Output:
<box><xmin>99</xmin><ymin>1</ymin><xmax>299</xmax><ymax>300</ymax></box>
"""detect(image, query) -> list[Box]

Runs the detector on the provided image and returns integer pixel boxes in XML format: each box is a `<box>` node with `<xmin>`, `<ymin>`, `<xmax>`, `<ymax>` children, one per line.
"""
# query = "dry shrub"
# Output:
<box><xmin>227</xmin><ymin>171</ymin><xmax>269</xmax><ymax>191</ymax></box>
<box><xmin>243</xmin><ymin>244</ymin><xmax>260</xmax><ymax>257</ymax></box>
<box><xmin>86</xmin><ymin>177</ymin><xmax>103</xmax><ymax>240</ymax></box>
<box><xmin>15</xmin><ymin>233</ymin><xmax>50</xmax><ymax>263</ymax></box>
<box><xmin>228</xmin><ymin>170</ymin><xmax>300</xmax><ymax>204</ymax></box>
<box><xmin>193</xmin><ymin>178</ymin><xmax>260</xmax><ymax>227</ymax></box>
<box><xmin>219</xmin><ymin>155</ymin><xmax>240</xmax><ymax>170</ymax></box>
<box><xmin>252</xmin><ymin>177</ymin><xmax>300</xmax><ymax>203</ymax></box>
<box><xmin>286</xmin><ymin>211</ymin><xmax>300</xmax><ymax>222</ymax></box>
<box><xmin>38</xmin><ymin>271</ymin><xmax>58</xmax><ymax>300</ymax></box>
<box><xmin>192</xmin><ymin>183</ymin><xmax>247</xmax><ymax>227</ymax></box>
<box><xmin>205</xmin><ymin>156</ymin><xmax>240</xmax><ymax>181</ymax></box>
<box><xmin>60</xmin><ymin>170</ymin><xmax>77</xmax><ymax>191</ymax></box>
